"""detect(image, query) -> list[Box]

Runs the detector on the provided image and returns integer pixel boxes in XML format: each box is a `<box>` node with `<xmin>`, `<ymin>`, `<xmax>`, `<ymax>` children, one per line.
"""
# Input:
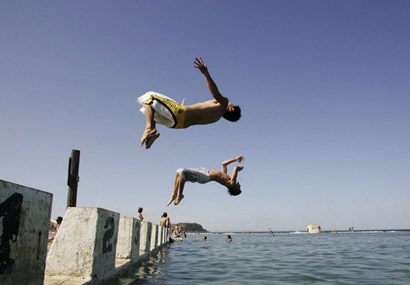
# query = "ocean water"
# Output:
<box><xmin>110</xmin><ymin>231</ymin><xmax>410</xmax><ymax>285</ymax></box>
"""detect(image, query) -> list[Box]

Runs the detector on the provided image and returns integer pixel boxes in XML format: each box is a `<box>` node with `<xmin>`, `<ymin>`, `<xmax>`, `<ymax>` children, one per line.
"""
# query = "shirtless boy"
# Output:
<box><xmin>138</xmin><ymin>57</ymin><xmax>241</xmax><ymax>149</ymax></box>
<box><xmin>167</xmin><ymin>155</ymin><xmax>244</xmax><ymax>206</ymax></box>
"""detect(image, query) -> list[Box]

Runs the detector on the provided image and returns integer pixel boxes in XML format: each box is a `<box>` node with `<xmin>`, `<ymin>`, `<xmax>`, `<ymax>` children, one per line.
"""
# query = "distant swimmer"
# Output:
<box><xmin>137</xmin><ymin>57</ymin><xmax>241</xmax><ymax>149</ymax></box>
<box><xmin>167</xmin><ymin>155</ymin><xmax>244</xmax><ymax>206</ymax></box>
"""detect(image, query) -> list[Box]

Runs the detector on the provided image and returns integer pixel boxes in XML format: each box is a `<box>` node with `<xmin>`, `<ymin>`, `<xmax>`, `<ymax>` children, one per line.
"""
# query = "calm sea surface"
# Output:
<box><xmin>109</xmin><ymin>231</ymin><xmax>410</xmax><ymax>285</ymax></box>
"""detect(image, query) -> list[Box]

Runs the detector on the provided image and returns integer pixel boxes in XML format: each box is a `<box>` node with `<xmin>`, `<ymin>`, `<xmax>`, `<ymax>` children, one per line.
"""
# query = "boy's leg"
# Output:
<box><xmin>140</xmin><ymin>104</ymin><xmax>160</xmax><ymax>149</ymax></box>
<box><xmin>167</xmin><ymin>172</ymin><xmax>181</xmax><ymax>206</ymax></box>
<box><xmin>167</xmin><ymin>172</ymin><xmax>186</xmax><ymax>206</ymax></box>
<box><xmin>174</xmin><ymin>177</ymin><xmax>185</xmax><ymax>205</ymax></box>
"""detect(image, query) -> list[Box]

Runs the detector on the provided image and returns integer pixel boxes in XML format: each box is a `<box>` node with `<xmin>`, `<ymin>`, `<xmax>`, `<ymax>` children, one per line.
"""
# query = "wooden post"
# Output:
<box><xmin>66</xmin><ymin>149</ymin><xmax>80</xmax><ymax>208</ymax></box>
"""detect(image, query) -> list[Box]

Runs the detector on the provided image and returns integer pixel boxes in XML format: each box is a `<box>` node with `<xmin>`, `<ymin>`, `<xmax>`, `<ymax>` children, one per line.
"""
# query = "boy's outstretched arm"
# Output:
<box><xmin>194</xmin><ymin>57</ymin><xmax>228</xmax><ymax>105</ymax></box>
<box><xmin>221</xmin><ymin>155</ymin><xmax>244</xmax><ymax>174</ymax></box>
<box><xmin>230</xmin><ymin>165</ymin><xmax>244</xmax><ymax>183</ymax></box>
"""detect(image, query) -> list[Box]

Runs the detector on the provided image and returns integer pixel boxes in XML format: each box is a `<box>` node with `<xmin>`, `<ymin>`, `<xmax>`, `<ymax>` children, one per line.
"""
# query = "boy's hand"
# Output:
<box><xmin>236</xmin><ymin>155</ymin><xmax>245</xmax><ymax>163</ymax></box>
<box><xmin>194</xmin><ymin>57</ymin><xmax>208</xmax><ymax>74</ymax></box>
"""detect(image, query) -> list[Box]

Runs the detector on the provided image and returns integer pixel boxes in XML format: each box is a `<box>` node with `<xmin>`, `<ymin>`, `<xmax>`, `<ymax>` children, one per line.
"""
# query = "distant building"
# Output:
<box><xmin>307</xmin><ymin>224</ymin><xmax>322</xmax><ymax>234</ymax></box>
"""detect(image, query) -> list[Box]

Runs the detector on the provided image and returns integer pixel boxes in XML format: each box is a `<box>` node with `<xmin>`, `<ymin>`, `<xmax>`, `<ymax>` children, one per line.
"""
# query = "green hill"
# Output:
<box><xmin>173</xmin><ymin>222</ymin><xmax>208</xmax><ymax>233</ymax></box>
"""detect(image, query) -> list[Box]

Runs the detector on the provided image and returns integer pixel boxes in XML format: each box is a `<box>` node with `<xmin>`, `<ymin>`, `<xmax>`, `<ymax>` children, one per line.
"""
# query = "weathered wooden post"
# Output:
<box><xmin>66</xmin><ymin>149</ymin><xmax>80</xmax><ymax>208</ymax></box>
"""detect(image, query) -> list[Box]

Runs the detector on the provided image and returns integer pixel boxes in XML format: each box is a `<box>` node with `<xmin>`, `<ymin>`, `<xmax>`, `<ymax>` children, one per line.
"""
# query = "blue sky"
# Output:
<box><xmin>1</xmin><ymin>0</ymin><xmax>409</xmax><ymax>232</ymax></box>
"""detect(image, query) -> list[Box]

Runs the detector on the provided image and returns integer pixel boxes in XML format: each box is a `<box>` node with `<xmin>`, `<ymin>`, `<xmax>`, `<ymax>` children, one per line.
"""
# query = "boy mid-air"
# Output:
<box><xmin>167</xmin><ymin>155</ymin><xmax>244</xmax><ymax>206</ymax></box>
<box><xmin>137</xmin><ymin>57</ymin><xmax>241</xmax><ymax>149</ymax></box>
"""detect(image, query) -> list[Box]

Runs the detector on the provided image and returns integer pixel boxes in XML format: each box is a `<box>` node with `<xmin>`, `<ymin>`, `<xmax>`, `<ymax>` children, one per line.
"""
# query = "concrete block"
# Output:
<box><xmin>163</xmin><ymin>227</ymin><xmax>170</xmax><ymax>243</ymax></box>
<box><xmin>0</xmin><ymin>179</ymin><xmax>52</xmax><ymax>285</ymax></box>
<box><xmin>116</xmin><ymin>217</ymin><xmax>140</xmax><ymax>262</ymax></box>
<box><xmin>150</xmin><ymin>224</ymin><xmax>158</xmax><ymax>251</ymax></box>
<box><xmin>158</xmin><ymin>226</ymin><xmax>168</xmax><ymax>245</ymax></box>
<box><xmin>139</xmin><ymin>221</ymin><xmax>151</xmax><ymax>256</ymax></box>
<box><xmin>157</xmin><ymin>226</ymin><xmax>163</xmax><ymax>246</ymax></box>
<box><xmin>45</xmin><ymin>207</ymin><xmax>119</xmax><ymax>282</ymax></box>
<box><xmin>161</xmin><ymin>227</ymin><xmax>165</xmax><ymax>243</ymax></box>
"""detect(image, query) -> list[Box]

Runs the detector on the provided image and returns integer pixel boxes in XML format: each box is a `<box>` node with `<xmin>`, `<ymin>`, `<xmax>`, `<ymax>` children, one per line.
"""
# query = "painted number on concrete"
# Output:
<box><xmin>0</xmin><ymin>193</ymin><xmax>23</xmax><ymax>274</ymax></box>
<box><xmin>102</xmin><ymin>217</ymin><xmax>114</xmax><ymax>254</ymax></box>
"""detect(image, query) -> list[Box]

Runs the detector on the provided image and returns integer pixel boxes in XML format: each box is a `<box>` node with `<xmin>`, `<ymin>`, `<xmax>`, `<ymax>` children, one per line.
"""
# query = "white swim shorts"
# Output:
<box><xmin>176</xmin><ymin>168</ymin><xmax>211</xmax><ymax>184</ymax></box>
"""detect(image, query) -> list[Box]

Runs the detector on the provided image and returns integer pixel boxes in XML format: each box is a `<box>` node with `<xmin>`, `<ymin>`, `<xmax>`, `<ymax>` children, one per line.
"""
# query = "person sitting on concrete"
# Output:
<box><xmin>160</xmin><ymin>212</ymin><xmax>171</xmax><ymax>229</ymax></box>
<box><xmin>137</xmin><ymin>207</ymin><xmax>144</xmax><ymax>221</ymax></box>
<box><xmin>48</xmin><ymin>216</ymin><xmax>63</xmax><ymax>243</ymax></box>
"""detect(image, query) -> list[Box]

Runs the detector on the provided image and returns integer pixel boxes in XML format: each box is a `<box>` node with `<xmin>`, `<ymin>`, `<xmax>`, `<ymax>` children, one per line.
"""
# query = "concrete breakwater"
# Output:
<box><xmin>0</xmin><ymin>179</ymin><xmax>170</xmax><ymax>285</ymax></box>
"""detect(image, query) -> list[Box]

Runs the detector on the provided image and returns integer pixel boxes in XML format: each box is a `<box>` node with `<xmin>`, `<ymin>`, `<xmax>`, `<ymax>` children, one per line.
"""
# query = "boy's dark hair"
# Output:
<box><xmin>227</xmin><ymin>186</ymin><xmax>242</xmax><ymax>196</ymax></box>
<box><xmin>223</xmin><ymin>105</ymin><xmax>241</xmax><ymax>122</ymax></box>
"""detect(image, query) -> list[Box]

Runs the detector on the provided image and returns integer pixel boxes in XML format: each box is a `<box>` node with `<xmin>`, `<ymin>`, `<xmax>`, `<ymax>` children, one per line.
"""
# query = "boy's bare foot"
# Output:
<box><xmin>140</xmin><ymin>129</ymin><xmax>152</xmax><ymax>146</ymax></box>
<box><xmin>145</xmin><ymin>131</ymin><xmax>160</xmax><ymax>149</ymax></box>
<box><xmin>167</xmin><ymin>194</ymin><xmax>176</xmax><ymax>206</ymax></box>
<box><xmin>140</xmin><ymin>129</ymin><xmax>160</xmax><ymax>149</ymax></box>
<box><xmin>174</xmin><ymin>194</ymin><xmax>184</xmax><ymax>205</ymax></box>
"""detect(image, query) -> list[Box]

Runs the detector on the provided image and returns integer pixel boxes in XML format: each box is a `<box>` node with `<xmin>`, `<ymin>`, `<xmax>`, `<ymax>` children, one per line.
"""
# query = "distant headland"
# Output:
<box><xmin>173</xmin><ymin>223</ymin><xmax>208</xmax><ymax>233</ymax></box>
